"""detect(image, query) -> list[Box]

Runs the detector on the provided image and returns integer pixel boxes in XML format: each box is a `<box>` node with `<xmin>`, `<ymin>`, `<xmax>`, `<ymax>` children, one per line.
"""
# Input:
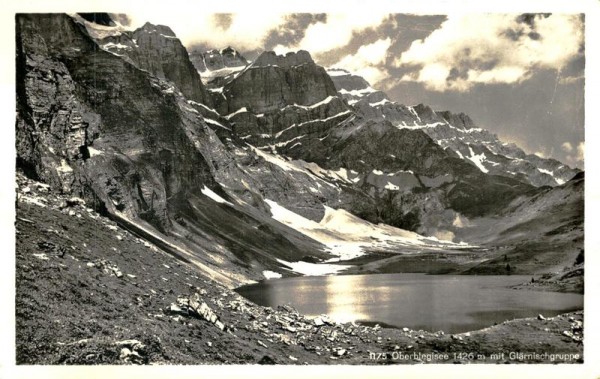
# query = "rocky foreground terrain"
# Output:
<box><xmin>16</xmin><ymin>174</ymin><xmax>583</xmax><ymax>364</ymax></box>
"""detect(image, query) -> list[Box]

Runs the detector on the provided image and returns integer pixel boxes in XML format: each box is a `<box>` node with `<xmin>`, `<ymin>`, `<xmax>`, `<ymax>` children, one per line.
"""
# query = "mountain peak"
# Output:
<box><xmin>77</xmin><ymin>13</ymin><xmax>115</xmax><ymax>26</ymax></box>
<box><xmin>437</xmin><ymin>111</ymin><xmax>476</xmax><ymax>130</ymax></box>
<box><xmin>253</xmin><ymin>50</ymin><xmax>314</xmax><ymax>68</ymax></box>
<box><xmin>139</xmin><ymin>22</ymin><xmax>176</xmax><ymax>37</ymax></box>
<box><xmin>190</xmin><ymin>46</ymin><xmax>248</xmax><ymax>75</ymax></box>
<box><xmin>220</xmin><ymin>46</ymin><xmax>239</xmax><ymax>56</ymax></box>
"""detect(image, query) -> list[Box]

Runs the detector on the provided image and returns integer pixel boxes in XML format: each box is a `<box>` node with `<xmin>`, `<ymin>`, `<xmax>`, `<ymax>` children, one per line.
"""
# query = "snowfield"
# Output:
<box><xmin>265</xmin><ymin>199</ymin><xmax>469</xmax><ymax>275</ymax></box>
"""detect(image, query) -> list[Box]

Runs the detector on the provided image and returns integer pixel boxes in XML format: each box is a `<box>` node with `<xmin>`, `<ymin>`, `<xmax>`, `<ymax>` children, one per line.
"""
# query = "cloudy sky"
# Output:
<box><xmin>124</xmin><ymin>12</ymin><xmax>585</xmax><ymax>168</ymax></box>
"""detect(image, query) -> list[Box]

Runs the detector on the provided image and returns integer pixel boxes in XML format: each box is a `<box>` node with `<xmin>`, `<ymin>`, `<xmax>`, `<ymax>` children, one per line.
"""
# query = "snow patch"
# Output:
<box><xmin>224</xmin><ymin>107</ymin><xmax>248</xmax><ymax>120</ymax></box>
<box><xmin>370</xmin><ymin>99</ymin><xmax>391</xmax><ymax>107</ymax></box>
<box><xmin>199</xmin><ymin>66</ymin><xmax>246</xmax><ymax>80</ymax></box>
<box><xmin>339</xmin><ymin>87</ymin><xmax>377</xmax><ymax>97</ymax></box>
<box><xmin>87</xmin><ymin>146</ymin><xmax>103</xmax><ymax>157</ymax></box>
<box><xmin>384</xmin><ymin>182</ymin><xmax>399</xmax><ymax>190</ymax></box>
<box><xmin>296</xmin><ymin>110</ymin><xmax>352</xmax><ymax>127</ymax></box>
<box><xmin>452</xmin><ymin>214</ymin><xmax>466</xmax><ymax>228</ymax></box>
<box><xmin>286</xmin><ymin>96</ymin><xmax>337</xmax><ymax>110</ymax></box>
<box><xmin>537</xmin><ymin>168</ymin><xmax>565</xmax><ymax>185</ymax></box>
<box><xmin>326</xmin><ymin>69</ymin><xmax>350</xmax><ymax>77</ymax></box>
<box><xmin>262</xmin><ymin>270</ymin><xmax>282</xmax><ymax>279</ymax></box>
<box><xmin>200</xmin><ymin>186</ymin><xmax>233</xmax><ymax>206</ymax></box>
<box><xmin>204</xmin><ymin>118</ymin><xmax>230</xmax><ymax>130</ymax></box>
<box><xmin>407</xmin><ymin>106</ymin><xmax>422</xmax><ymax>123</ymax></box>
<box><xmin>265</xmin><ymin>199</ymin><xmax>461</xmax><ymax>266</ymax></box>
<box><xmin>57</xmin><ymin>159</ymin><xmax>73</xmax><ymax>173</ymax></box>
<box><xmin>208</xmin><ymin>87</ymin><xmax>224</xmax><ymax>93</ymax></box>
<box><xmin>276</xmin><ymin>259</ymin><xmax>350</xmax><ymax>276</ymax></box>
<box><xmin>69</xmin><ymin>13</ymin><xmax>131</xmax><ymax>39</ymax></box>
<box><xmin>101</xmin><ymin>42</ymin><xmax>131</xmax><ymax>50</ymax></box>
<box><xmin>187</xmin><ymin>100</ymin><xmax>220</xmax><ymax>116</ymax></box>
<box><xmin>466</xmin><ymin>146</ymin><xmax>489</xmax><ymax>173</ymax></box>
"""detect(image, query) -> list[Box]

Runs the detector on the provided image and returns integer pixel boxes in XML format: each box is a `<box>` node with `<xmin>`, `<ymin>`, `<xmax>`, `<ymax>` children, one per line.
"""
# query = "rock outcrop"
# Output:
<box><xmin>214</xmin><ymin>55</ymin><xmax>535</xmax><ymax>232</ymax></box>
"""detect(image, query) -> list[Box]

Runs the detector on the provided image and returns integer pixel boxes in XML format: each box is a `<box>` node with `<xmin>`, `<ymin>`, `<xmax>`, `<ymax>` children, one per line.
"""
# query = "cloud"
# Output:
<box><xmin>264</xmin><ymin>14</ymin><xmax>326</xmax><ymax>49</ymax></box>
<box><xmin>273</xmin><ymin>13</ymin><xmax>389</xmax><ymax>56</ymax></box>
<box><xmin>126</xmin><ymin>12</ymin><xmax>288</xmax><ymax>50</ymax></box>
<box><xmin>396</xmin><ymin>14</ymin><xmax>584</xmax><ymax>92</ymax></box>
<box><xmin>576</xmin><ymin>142</ymin><xmax>584</xmax><ymax>161</ymax></box>
<box><xmin>295</xmin><ymin>14</ymin><xmax>389</xmax><ymax>54</ymax></box>
<box><xmin>332</xmin><ymin>38</ymin><xmax>392</xmax><ymax>85</ymax></box>
<box><xmin>565</xmin><ymin>142</ymin><xmax>585</xmax><ymax>168</ymax></box>
<box><xmin>561</xmin><ymin>141</ymin><xmax>573</xmax><ymax>153</ymax></box>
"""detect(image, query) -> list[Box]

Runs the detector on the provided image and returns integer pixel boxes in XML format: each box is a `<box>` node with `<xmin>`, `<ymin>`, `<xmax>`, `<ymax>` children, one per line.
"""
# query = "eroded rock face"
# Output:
<box><xmin>16</xmin><ymin>14</ymin><xmax>101</xmax><ymax>193</ymax></box>
<box><xmin>97</xmin><ymin>21</ymin><xmax>212</xmax><ymax>106</ymax></box>
<box><xmin>17</xmin><ymin>15</ymin><xmax>240</xmax><ymax>225</ymax></box>
<box><xmin>221</xmin><ymin>51</ymin><xmax>338</xmax><ymax>114</ymax></box>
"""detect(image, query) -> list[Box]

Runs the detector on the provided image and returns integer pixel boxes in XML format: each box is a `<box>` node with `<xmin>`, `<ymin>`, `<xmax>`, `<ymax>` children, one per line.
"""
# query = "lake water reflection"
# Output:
<box><xmin>235</xmin><ymin>273</ymin><xmax>583</xmax><ymax>333</ymax></box>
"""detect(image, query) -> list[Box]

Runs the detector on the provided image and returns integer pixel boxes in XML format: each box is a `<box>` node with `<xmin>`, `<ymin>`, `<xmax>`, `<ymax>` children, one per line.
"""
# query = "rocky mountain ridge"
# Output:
<box><xmin>327</xmin><ymin>69</ymin><xmax>579</xmax><ymax>187</ymax></box>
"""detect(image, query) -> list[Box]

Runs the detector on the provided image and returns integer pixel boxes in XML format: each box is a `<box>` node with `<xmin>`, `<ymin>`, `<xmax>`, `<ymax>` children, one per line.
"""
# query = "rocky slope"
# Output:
<box><xmin>191</xmin><ymin>47</ymin><xmax>248</xmax><ymax>72</ymax></box>
<box><xmin>211</xmin><ymin>50</ymin><xmax>536</xmax><ymax>240</ymax></box>
<box><xmin>342</xmin><ymin>172</ymin><xmax>584</xmax><ymax>278</ymax></box>
<box><xmin>215</xmin><ymin>50</ymin><xmax>338</xmax><ymax>115</ymax></box>
<box><xmin>459</xmin><ymin>171</ymin><xmax>584</xmax><ymax>276</ymax></box>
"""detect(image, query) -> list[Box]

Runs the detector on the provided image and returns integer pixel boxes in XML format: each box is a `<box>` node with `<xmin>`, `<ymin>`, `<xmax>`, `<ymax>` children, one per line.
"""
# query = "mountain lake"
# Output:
<box><xmin>235</xmin><ymin>273</ymin><xmax>583</xmax><ymax>333</ymax></box>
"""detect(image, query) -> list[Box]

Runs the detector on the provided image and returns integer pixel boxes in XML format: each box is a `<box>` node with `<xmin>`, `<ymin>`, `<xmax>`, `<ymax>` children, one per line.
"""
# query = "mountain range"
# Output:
<box><xmin>15</xmin><ymin>13</ymin><xmax>583</xmax><ymax>286</ymax></box>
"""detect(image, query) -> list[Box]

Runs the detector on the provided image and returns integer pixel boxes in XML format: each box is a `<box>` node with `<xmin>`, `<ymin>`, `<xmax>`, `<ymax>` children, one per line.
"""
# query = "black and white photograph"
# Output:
<box><xmin>3</xmin><ymin>1</ymin><xmax>600</xmax><ymax>378</ymax></box>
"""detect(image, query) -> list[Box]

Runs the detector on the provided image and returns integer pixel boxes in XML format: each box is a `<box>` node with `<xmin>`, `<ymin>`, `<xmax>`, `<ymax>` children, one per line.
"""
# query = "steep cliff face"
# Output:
<box><xmin>16</xmin><ymin>14</ymin><xmax>332</xmax><ymax>285</ymax></box>
<box><xmin>16</xmin><ymin>13</ymin><xmax>101</xmax><ymax>194</ymax></box>
<box><xmin>93</xmin><ymin>20</ymin><xmax>212</xmax><ymax>106</ymax></box>
<box><xmin>219</xmin><ymin>51</ymin><xmax>338</xmax><ymax>114</ymax></box>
